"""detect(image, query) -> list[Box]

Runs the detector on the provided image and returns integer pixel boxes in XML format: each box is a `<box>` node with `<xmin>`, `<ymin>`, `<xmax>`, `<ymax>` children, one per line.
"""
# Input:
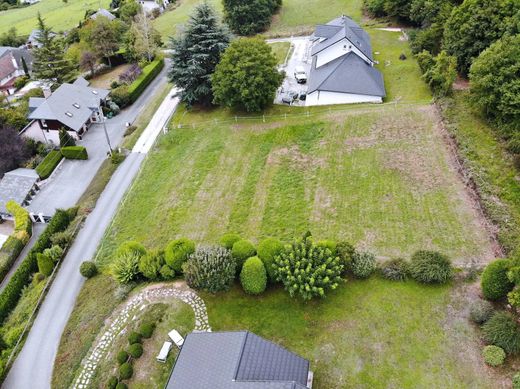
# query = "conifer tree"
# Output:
<box><xmin>168</xmin><ymin>3</ymin><xmax>230</xmax><ymax>107</ymax></box>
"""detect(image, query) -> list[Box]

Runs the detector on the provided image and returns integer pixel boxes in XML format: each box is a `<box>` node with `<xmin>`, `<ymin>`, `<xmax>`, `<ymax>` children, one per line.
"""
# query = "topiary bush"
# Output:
<box><xmin>513</xmin><ymin>373</ymin><xmax>520</xmax><ymax>389</ymax></box>
<box><xmin>257</xmin><ymin>237</ymin><xmax>284</xmax><ymax>282</ymax></box>
<box><xmin>165</xmin><ymin>238</ymin><xmax>195</xmax><ymax>273</ymax></box>
<box><xmin>79</xmin><ymin>261</ymin><xmax>97</xmax><ymax>278</ymax></box>
<box><xmin>128</xmin><ymin>343</ymin><xmax>143</xmax><ymax>358</ymax></box>
<box><xmin>351</xmin><ymin>251</ymin><xmax>376</xmax><ymax>279</ymax></box>
<box><xmin>159</xmin><ymin>264</ymin><xmax>175</xmax><ymax>280</ymax></box>
<box><xmin>409</xmin><ymin>250</ymin><xmax>453</xmax><ymax>284</ymax></box>
<box><xmin>481</xmin><ymin>259</ymin><xmax>514</xmax><ymax>300</ymax></box>
<box><xmin>273</xmin><ymin>238</ymin><xmax>343</xmax><ymax>300</ymax></box>
<box><xmin>138</xmin><ymin>249</ymin><xmax>165</xmax><ymax>280</ymax></box>
<box><xmin>469</xmin><ymin>299</ymin><xmax>494</xmax><ymax>325</ymax></box>
<box><xmin>240</xmin><ymin>256</ymin><xmax>267</xmax><ymax>295</ymax></box>
<box><xmin>183</xmin><ymin>246</ymin><xmax>236</xmax><ymax>293</ymax></box>
<box><xmin>482</xmin><ymin>312</ymin><xmax>520</xmax><ymax>354</ymax></box>
<box><xmin>231</xmin><ymin>239</ymin><xmax>256</xmax><ymax>270</ymax></box>
<box><xmin>482</xmin><ymin>345</ymin><xmax>506</xmax><ymax>367</ymax></box>
<box><xmin>61</xmin><ymin>146</ymin><xmax>88</xmax><ymax>160</ymax></box>
<box><xmin>116</xmin><ymin>350</ymin><xmax>128</xmax><ymax>365</ymax></box>
<box><xmin>139</xmin><ymin>322</ymin><xmax>155</xmax><ymax>338</ymax></box>
<box><xmin>128</xmin><ymin>331</ymin><xmax>142</xmax><ymax>345</ymax></box>
<box><xmin>380</xmin><ymin>258</ymin><xmax>408</xmax><ymax>281</ymax></box>
<box><xmin>119</xmin><ymin>362</ymin><xmax>133</xmax><ymax>380</ymax></box>
<box><xmin>37</xmin><ymin>253</ymin><xmax>54</xmax><ymax>277</ymax></box>
<box><xmin>220</xmin><ymin>233</ymin><xmax>241</xmax><ymax>250</ymax></box>
<box><xmin>107</xmin><ymin>376</ymin><xmax>118</xmax><ymax>389</ymax></box>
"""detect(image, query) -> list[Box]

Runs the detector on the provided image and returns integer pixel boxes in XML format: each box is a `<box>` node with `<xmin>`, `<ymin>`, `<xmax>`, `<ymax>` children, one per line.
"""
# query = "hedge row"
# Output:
<box><xmin>61</xmin><ymin>146</ymin><xmax>88</xmax><ymax>160</ymax></box>
<box><xmin>35</xmin><ymin>150</ymin><xmax>63</xmax><ymax>179</ymax></box>
<box><xmin>5</xmin><ymin>201</ymin><xmax>32</xmax><ymax>236</ymax></box>
<box><xmin>0</xmin><ymin>208</ymin><xmax>74</xmax><ymax>323</ymax></box>
<box><xmin>0</xmin><ymin>237</ymin><xmax>25</xmax><ymax>283</ymax></box>
<box><xmin>128</xmin><ymin>58</ymin><xmax>164</xmax><ymax>103</ymax></box>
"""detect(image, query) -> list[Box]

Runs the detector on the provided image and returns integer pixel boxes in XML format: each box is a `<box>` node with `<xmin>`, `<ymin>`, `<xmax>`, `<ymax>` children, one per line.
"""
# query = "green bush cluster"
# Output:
<box><xmin>61</xmin><ymin>146</ymin><xmax>88</xmax><ymax>160</ymax></box>
<box><xmin>482</xmin><ymin>345</ymin><xmax>506</xmax><ymax>367</ymax></box>
<box><xmin>380</xmin><ymin>258</ymin><xmax>408</xmax><ymax>281</ymax></box>
<box><xmin>0</xmin><ymin>236</ymin><xmax>25</xmax><ymax>283</ymax></box>
<box><xmin>165</xmin><ymin>238</ymin><xmax>195</xmax><ymax>273</ymax></box>
<box><xmin>112</xmin><ymin>241</ymin><xmax>146</xmax><ymax>284</ymax></box>
<box><xmin>79</xmin><ymin>261</ymin><xmax>98</xmax><ymax>278</ymax></box>
<box><xmin>469</xmin><ymin>300</ymin><xmax>494</xmax><ymax>325</ymax></box>
<box><xmin>336</xmin><ymin>241</ymin><xmax>355</xmax><ymax>271</ymax></box>
<box><xmin>220</xmin><ymin>233</ymin><xmax>242</xmax><ymax>250</ymax></box>
<box><xmin>513</xmin><ymin>373</ymin><xmax>520</xmax><ymax>389</ymax></box>
<box><xmin>351</xmin><ymin>251</ymin><xmax>376</xmax><ymax>279</ymax></box>
<box><xmin>183</xmin><ymin>246</ymin><xmax>236</xmax><ymax>293</ymax></box>
<box><xmin>138</xmin><ymin>249</ymin><xmax>165</xmax><ymax>280</ymax></box>
<box><xmin>37</xmin><ymin>253</ymin><xmax>54</xmax><ymax>277</ymax></box>
<box><xmin>116</xmin><ymin>350</ymin><xmax>129</xmax><ymax>365</ymax></box>
<box><xmin>223</xmin><ymin>0</ymin><xmax>281</xmax><ymax>35</ymax></box>
<box><xmin>231</xmin><ymin>239</ymin><xmax>256</xmax><ymax>270</ymax></box>
<box><xmin>6</xmin><ymin>200</ymin><xmax>32</xmax><ymax>235</ymax></box>
<box><xmin>240</xmin><ymin>257</ymin><xmax>267</xmax><ymax>295</ymax></box>
<box><xmin>482</xmin><ymin>312</ymin><xmax>520</xmax><ymax>355</ymax></box>
<box><xmin>35</xmin><ymin>150</ymin><xmax>63</xmax><ymax>179</ymax></box>
<box><xmin>139</xmin><ymin>322</ymin><xmax>155</xmax><ymax>338</ymax></box>
<box><xmin>128</xmin><ymin>343</ymin><xmax>143</xmax><ymax>358</ymax></box>
<box><xmin>128</xmin><ymin>331</ymin><xmax>142</xmax><ymax>345</ymax></box>
<box><xmin>481</xmin><ymin>259</ymin><xmax>513</xmax><ymax>300</ymax></box>
<box><xmin>257</xmin><ymin>238</ymin><xmax>284</xmax><ymax>282</ymax></box>
<box><xmin>116</xmin><ymin>383</ymin><xmax>128</xmax><ymax>389</ymax></box>
<box><xmin>107</xmin><ymin>376</ymin><xmax>118</xmax><ymax>389</ymax></box>
<box><xmin>408</xmin><ymin>250</ymin><xmax>453</xmax><ymax>284</ymax></box>
<box><xmin>119</xmin><ymin>362</ymin><xmax>133</xmax><ymax>380</ymax></box>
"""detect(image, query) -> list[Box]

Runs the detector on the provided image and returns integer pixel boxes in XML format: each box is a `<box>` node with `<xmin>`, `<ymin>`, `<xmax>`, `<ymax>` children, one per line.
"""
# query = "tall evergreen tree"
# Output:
<box><xmin>168</xmin><ymin>3</ymin><xmax>230</xmax><ymax>107</ymax></box>
<box><xmin>32</xmin><ymin>14</ymin><xmax>76</xmax><ymax>84</ymax></box>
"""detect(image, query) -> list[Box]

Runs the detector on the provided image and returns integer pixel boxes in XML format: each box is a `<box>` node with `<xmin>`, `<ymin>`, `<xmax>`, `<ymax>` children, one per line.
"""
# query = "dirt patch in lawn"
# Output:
<box><xmin>267</xmin><ymin>145</ymin><xmax>326</xmax><ymax>169</ymax></box>
<box><xmin>89</xmin><ymin>64</ymin><xmax>132</xmax><ymax>89</ymax></box>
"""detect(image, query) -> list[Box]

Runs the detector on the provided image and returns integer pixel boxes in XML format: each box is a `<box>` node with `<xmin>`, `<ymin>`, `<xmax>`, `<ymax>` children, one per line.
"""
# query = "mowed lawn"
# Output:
<box><xmin>203</xmin><ymin>278</ymin><xmax>496</xmax><ymax>388</ymax></box>
<box><xmin>0</xmin><ymin>0</ymin><xmax>110</xmax><ymax>35</ymax></box>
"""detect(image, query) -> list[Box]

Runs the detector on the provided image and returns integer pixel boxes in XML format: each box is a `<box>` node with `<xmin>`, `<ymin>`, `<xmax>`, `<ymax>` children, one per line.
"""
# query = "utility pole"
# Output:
<box><xmin>101</xmin><ymin>110</ymin><xmax>113</xmax><ymax>156</ymax></box>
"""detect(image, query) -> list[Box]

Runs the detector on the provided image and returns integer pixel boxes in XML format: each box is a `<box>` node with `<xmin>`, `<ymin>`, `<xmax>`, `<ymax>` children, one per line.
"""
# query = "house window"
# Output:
<box><xmin>73</xmin><ymin>103</ymin><xmax>80</xmax><ymax>109</ymax></box>
<box><xmin>65</xmin><ymin>112</ymin><xmax>73</xmax><ymax>117</ymax></box>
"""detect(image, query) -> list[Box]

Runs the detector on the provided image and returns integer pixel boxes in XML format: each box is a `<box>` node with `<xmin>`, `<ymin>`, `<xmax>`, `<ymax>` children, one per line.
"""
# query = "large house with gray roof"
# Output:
<box><xmin>166</xmin><ymin>331</ymin><xmax>313</xmax><ymax>389</ymax></box>
<box><xmin>306</xmin><ymin>15</ymin><xmax>385</xmax><ymax>106</ymax></box>
<box><xmin>0</xmin><ymin>47</ymin><xmax>32</xmax><ymax>96</ymax></box>
<box><xmin>21</xmin><ymin>77</ymin><xmax>109</xmax><ymax>145</ymax></box>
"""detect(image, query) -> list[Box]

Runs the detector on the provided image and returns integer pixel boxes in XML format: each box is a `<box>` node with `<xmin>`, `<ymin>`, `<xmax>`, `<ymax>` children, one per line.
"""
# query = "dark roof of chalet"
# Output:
<box><xmin>311</xmin><ymin>15</ymin><xmax>373</xmax><ymax>62</ymax></box>
<box><xmin>0</xmin><ymin>169</ymin><xmax>39</xmax><ymax>215</ymax></box>
<box><xmin>91</xmin><ymin>8</ymin><xmax>116</xmax><ymax>21</ymax></box>
<box><xmin>166</xmin><ymin>331</ymin><xmax>310</xmax><ymax>389</ymax></box>
<box><xmin>0</xmin><ymin>47</ymin><xmax>33</xmax><ymax>79</ymax></box>
<box><xmin>28</xmin><ymin>79</ymin><xmax>109</xmax><ymax>131</ymax></box>
<box><xmin>308</xmin><ymin>52</ymin><xmax>385</xmax><ymax>97</ymax></box>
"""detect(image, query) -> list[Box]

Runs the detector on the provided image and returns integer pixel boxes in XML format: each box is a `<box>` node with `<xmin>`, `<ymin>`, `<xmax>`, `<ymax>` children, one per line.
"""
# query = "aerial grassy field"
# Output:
<box><xmin>269</xmin><ymin>41</ymin><xmax>291</xmax><ymax>64</ymax></box>
<box><xmin>0</xmin><ymin>0</ymin><xmax>110</xmax><ymax>35</ymax></box>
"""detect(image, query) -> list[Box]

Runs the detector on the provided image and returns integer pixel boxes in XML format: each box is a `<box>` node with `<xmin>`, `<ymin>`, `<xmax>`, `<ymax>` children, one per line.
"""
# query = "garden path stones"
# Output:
<box><xmin>71</xmin><ymin>283</ymin><xmax>211</xmax><ymax>389</ymax></box>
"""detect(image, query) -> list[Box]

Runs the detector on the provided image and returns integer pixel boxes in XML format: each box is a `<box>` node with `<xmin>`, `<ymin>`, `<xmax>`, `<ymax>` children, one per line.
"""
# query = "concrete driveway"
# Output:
<box><xmin>27</xmin><ymin>62</ymin><xmax>170</xmax><ymax>217</ymax></box>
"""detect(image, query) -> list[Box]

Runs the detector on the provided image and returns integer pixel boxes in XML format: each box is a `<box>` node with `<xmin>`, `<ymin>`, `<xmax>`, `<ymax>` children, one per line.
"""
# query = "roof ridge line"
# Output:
<box><xmin>232</xmin><ymin>331</ymin><xmax>250</xmax><ymax>381</ymax></box>
<box><xmin>315</xmin><ymin>52</ymin><xmax>353</xmax><ymax>91</ymax></box>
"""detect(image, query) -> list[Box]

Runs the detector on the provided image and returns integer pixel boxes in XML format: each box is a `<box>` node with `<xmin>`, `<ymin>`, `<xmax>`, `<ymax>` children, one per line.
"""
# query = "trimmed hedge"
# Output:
<box><xmin>61</xmin><ymin>146</ymin><xmax>88</xmax><ymax>160</ymax></box>
<box><xmin>240</xmin><ymin>256</ymin><xmax>267</xmax><ymax>295</ymax></box>
<box><xmin>6</xmin><ymin>200</ymin><xmax>32</xmax><ymax>235</ymax></box>
<box><xmin>0</xmin><ymin>237</ymin><xmax>25</xmax><ymax>283</ymax></box>
<box><xmin>481</xmin><ymin>259</ymin><xmax>514</xmax><ymax>300</ymax></box>
<box><xmin>128</xmin><ymin>58</ymin><xmax>164</xmax><ymax>104</ymax></box>
<box><xmin>35</xmin><ymin>150</ymin><xmax>63</xmax><ymax>179</ymax></box>
<box><xmin>0</xmin><ymin>208</ymin><xmax>72</xmax><ymax>323</ymax></box>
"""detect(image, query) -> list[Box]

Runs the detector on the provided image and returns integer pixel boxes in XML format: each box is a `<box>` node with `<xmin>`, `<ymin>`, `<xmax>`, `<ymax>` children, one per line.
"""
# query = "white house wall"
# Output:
<box><xmin>306</xmin><ymin>91</ymin><xmax>382</xmax><ymax>106</ymax></box>
<box><xmin>315</xmin><ymin>38</ymin><xmax>372</xmax><ymax>68</ymax></box>
<box><xmin>21</xmin><ymin>120</ymin><xmax>79</xmax><ymax>145</ymax></box>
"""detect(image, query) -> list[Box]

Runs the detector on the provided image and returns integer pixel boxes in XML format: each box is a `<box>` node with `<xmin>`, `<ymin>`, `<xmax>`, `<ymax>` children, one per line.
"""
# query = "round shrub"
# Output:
<box><xmin>380</xmin><ymin>258</ymin><xmax>408</xmax><ymax>281</ymax></box>
<box><xmin>138</xmin><ymin>250</ymin><xmax>165</xmax><ymax>280</ymax></box>
<box><xmin>257</xmin><ymin>238</ymin><xmax>284</xmax><ymax>282</ymax></box>
<box><xmin>482</xmin><ymin>312</ymin><xmax>520</xmax><ymax>354</ymax></box>
<box><xmin>79</xmin><ymin>261</ymin><xmax>97</xmax><ymax>278</ymax></box>
<box><xmin>482</xmin><ymin>345</ymin><xmax>506</xmax><ymax>367</ymax></box>
<box><xmin>119</xmin><ymin>362</ymin><xmax>133</xmax><ymax>380</ymax></box>
<box><xmin>159</xmin><ymin>264</ymin><xmax>175</xmax><ymax>280</ymax></box>
<box><xmin>231</xmin><ymin>240</ymin><xmax>256</xmax><ymax>270</ymax></box>
<box><xmin>37</xmin><ymin>253</ymin><xmax>54</xmax><ymax>277</ymax></box>
<box><xmin>220</xmin><ymin>233</ymin><xmax>241</xmax><ymax>250</ymax></box>
<box><xmin>317</xmin><ymin>240</ymin><xmax>337</xmax><ymax>255</ymax></box>
<box><xmin>128</xmin><ymin>343</ymin><xmax>143</xmax><ymax>358</ymax></box>
<box><xmin>351</xmin><ymin>251</ymin><xmax>376</xmax><ymax>279</ymax></box>
<box><xmin>116</xmin><ymin>350</ymin><xmax>128</xmax><ymax>365</ymax></box>
<box><xmin>128</xmin><ymin>331</ymin><xmax>142</xmax><ymax>345</ymax></box>
<box><xmin>139</xmin><ymin>322</ymin><xmax>155</xmax><ymax>338</ymax></box>
<box><xmin>481</xmin><ymin>259</ymin><xmax>514</xmax><ymax>300</ymax></box>
<box><xmin>409</xmin><ymin>250</ymin><xmax>453</xmax><ymax>284</ymax></box>
<box><xmin>115</xmin><ymin>241</ymin><xmax>146</xmax><ymax>258</ymax></box>
<box><xmin>107</xmin><ymin>376</ymin><xmax>118</xmax><ymax>389</ymax></box>
<box><xmin>240</xmin><ymin>257</ymin><xmax>267</xmax><ymax>295</ymax></box>
<box><xmin>183</xmin><ymin>246</ymin><xmax>236</xmax><ymax>293</ymax></box>
<box><xmin>115</xmin><ymin>383</ymin><xmax>127</xmax><ymax>389</ymax></box>
<box><xmin>469</xmin><ymin>299</ymin><xmax>494</xmax><ymax>325</ymax></box>
<box><xmin>336</xmin><ymin>241</ymin><xmax>356</xmax><ymax>270</ymax></box>
<box><xmin>165</xmin><ymin>238</ymin><xmax>195</xmax><ymax>273</ymax></box>
<box><xmin>513</xmin><ymin>373</ymin><xmax>520</xmax><ymax>389</ymax></box>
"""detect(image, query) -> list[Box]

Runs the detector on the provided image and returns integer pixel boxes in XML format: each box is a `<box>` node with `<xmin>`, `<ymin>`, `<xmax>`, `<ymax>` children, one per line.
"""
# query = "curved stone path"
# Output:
<box><xmin>71</xmin><ymin>283</ymin><xmax>211</xmax><ymax>389</ymax></box>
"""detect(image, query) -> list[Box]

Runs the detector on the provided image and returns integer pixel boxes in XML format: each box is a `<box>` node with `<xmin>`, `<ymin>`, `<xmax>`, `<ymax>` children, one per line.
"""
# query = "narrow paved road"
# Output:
<box><xmin>3</xmin><ymin>86</ymin><xmax>180</xmax><ymax>389</ymax></box>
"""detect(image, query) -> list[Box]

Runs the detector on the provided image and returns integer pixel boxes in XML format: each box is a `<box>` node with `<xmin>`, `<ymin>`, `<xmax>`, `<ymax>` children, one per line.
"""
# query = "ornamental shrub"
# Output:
<box><xmin>119</xmin><ymin>362</ymin><xmax>133</xmax><ymax>380</ymax></box>
<box><xmin>240</xmin><ymin>257</ymin><xmax>267</xmax><ymax>295</ymax></box>
<box><xmin>273</xmin><ymin>238</ymin><xmax>343</xmax><ymax>300</ymax></box>
<box><xmin>159</xmin><ymin>264</ymin><xmax>175</xmax><ymax>280</ymax></box>
<box><xmin>513</xmin><ymin>373</ymin><xmax>520</xmax><ymax>389</ymax></box>
<box><xmin>165</xmin><ymin>238</ymin><xmax>195</xmax><ymax>273</ymax></box>
<box><xmin>61</xmin><ymin>146</ymin><xmax>88</xmax><ymax>160</ymax></box>
<box><xmin>116</xmin><ymin>350</ymin><xmax>128</xmax><ymax>365</ymax></box>
<box><xmin>107</xmin><ymin>376</ymin><xmax>118</xmax><ymax>389</ymax></box>
<box><xmin>219</xmin><ymin>233</ymin><xmax>241</xmax><ymax>250</ymax></box>
<box><xmin>128</xmin><ymin>331</ymin><xmax>142</xmax><ymax>345</ymax></box>
<box><xmin>317</xmin><ymin>240</ymin><xmax>337</xmax><ymax>255</ymax></box>
<box><xmin>482</xmin><ymin>345</ymin><xmax>506</xmax><ymax>367</ymax></box>
<box><xmin>409</xmin><ymin>250</ymin><xmax>453</xmax><ymax>284</ymax></box>
<box><xmin>37</xmin><ymin>253</ymin><xmax>54</xmax><ymax>276</ymax></box>
<box><xmin>469</xmin><ymin>299</ymin><xmax>494</xmax><ymax>324</ymax></box>
<box><xmin>139</xmin><ymin>322</ymin><xmax>155</xmax><ymax>338</ymax></box>
<box><xmin>481</xmin><ymin>259</ymin><xmax>514</xmax><ymax>300</ymax></box>
<box><xmin>231</xmin><ymin>240</ymin><xmax>256</xmax><ymax>270</ymax></box>
<box><xmin>138</xmin><ymin>250</ymin><xmax>165</xmax><ymax>280</ymax></box>
<box><xmin>482</xmin><ymin>312</ymin><xmax>520</xmax><ymax>354</ymax></box>
<box><xmin>112</xmin><ymin>252</ymin><xmax>141</xmax><ymax>284</ymax></box>
<box><xmin>79</xmin><ymin>261</ymin><xmax>97</xmax><ymax>278</ymax></box>
<box><xmin>257</xmin><ymin>238</ymin><xmax>284</xmax><ymax>282</ymax></box>
<box><xmin>183</xmin><ymin>246</ymin><xmax>236</xmax><ymax>293</ymax></box>
<box><xmin>50</xmin><ymin>231</ymin><xmax>72</xmax><ymax>248</ymax></box>
<box><xmin>43</xmin><ymin>245</ymin><xmax>63</xmax><ymax>262</ymax></box>
<box><xmin>351</xmin><ymin>251</ymin><xmax>376</xmax><ymax>279</ymax></box>
<box><xmin>128</xmin><ymin>343</ymin><xmax>143</xmax><ymax>358</ymax></box>
<box><xmin>32</xmin><ymin>272</ymin><xmax>45</xmax><ymax>285</ymax></box>
<box><xmin>380</xmin><ymin>258</ymin><xmax>408</xmax><ymax>281</ymax></box>
<box><xmin>336</xmin><ymin>241</ymin><xmax>356</xmax><ymax>270</ymax></box>
<box><xmin>115</xmin><ymin>241</ymin><xmax>146</xmax><ymax>258</ymax></box>
<box><xmin>116</xmin><ymin>383</ymin><xmax>128</xmax><ymax>389</ymax></box>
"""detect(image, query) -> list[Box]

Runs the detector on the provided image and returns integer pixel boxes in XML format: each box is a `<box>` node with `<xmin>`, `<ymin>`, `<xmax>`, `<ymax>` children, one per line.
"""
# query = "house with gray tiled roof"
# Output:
<box><xmin>21</xmin><ymin>77</ymin><xmax>109</xmax><ymax>145</ymax></box>
<box><xmin>306</xmin><ymin>15</ymin><xmax>385</xmax><ymax>106</ymax></box>
<box><xmin>90</xmin><ymin>8</ymin><xmax>117</xmax><ymax>21</ymax></box>
<box><xmin>0</xmin><ymin>47</ymin><xmax>32</xmax><ymax>96</ymax></box>
<box><xmin>166</xmin><ymin>331</ymin><xmax>313</xmax><ymax>389</ymax></box>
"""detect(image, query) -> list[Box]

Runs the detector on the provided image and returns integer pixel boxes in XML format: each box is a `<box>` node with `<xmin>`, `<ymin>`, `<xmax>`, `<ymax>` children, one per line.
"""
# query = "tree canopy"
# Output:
<box><xmin>212</xmin><ymin>37</ymin><xmax>283</xmax><ymax>112</ymax></box>
<box><xmin>223</xmin><ymin>0</ymin><xmax>281</xmax><ymax>36</ymax></box>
